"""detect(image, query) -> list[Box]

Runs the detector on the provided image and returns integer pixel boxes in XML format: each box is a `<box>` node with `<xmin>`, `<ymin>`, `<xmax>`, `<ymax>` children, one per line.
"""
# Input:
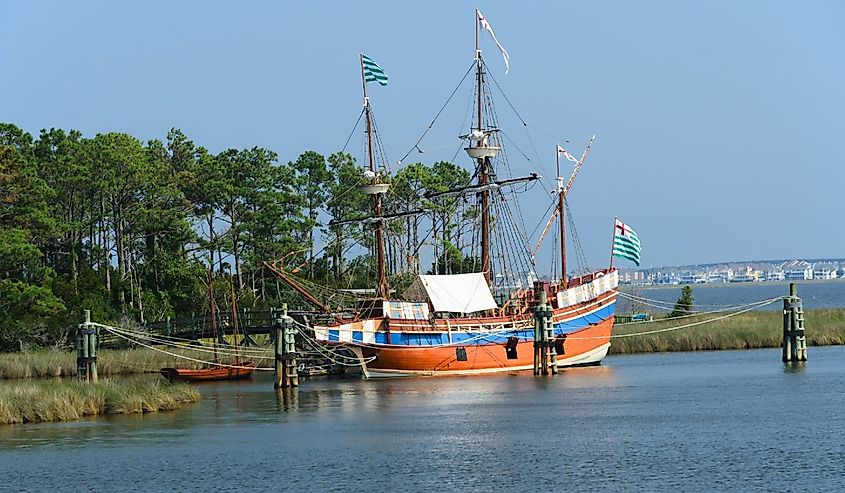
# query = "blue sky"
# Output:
<box><xmin>2</xmin><ymin>1</ymin><xmax>843</xmax><ymax>269</ymax></box>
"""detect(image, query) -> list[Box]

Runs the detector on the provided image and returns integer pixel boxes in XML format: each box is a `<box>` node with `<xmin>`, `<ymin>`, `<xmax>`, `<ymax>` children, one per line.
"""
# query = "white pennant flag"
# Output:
<box><xmin>557</xmin><ymin>144</ymin><xmax>578</xmax><ymax>163</ymax></box>
<box><xmin>477</xmin><ymin>9</ymin><xmax>510</xmax><ymax>74</ymax></box>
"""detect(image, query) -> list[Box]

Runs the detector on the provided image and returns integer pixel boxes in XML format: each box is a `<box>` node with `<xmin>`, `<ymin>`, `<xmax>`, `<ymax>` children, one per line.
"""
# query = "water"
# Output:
<box><xmin>2</xmin><ymin>347</ymin><xmax>845</xmax><ymax>492</ymax></box>
<box><xmin>620</xmin><ymin>280</ymin><xmax>845</xmax><ymax>313</ymax></box>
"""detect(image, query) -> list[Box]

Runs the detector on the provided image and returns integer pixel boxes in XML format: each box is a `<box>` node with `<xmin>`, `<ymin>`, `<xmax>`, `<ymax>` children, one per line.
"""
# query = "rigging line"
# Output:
<box><xmin>341</xmin><ymin>108</ymin><xmax>366</xmax><ymax>153</ymax></box>
<box><xmin>97</xmin><ymin>324</ymin><xmax>274</xmax><ymax>371</ymax></box>
<box><xmin>602</xmin><ymin>298</ymin><xmax>783</xmax><ymax>339</ymax></box>
<box><xmin>528</xmin><ymin>199</ymin><xmax>558</xmax><ymax>241</ymax></box>
<box><xmin>499</xmin><ymin>185</ymin><xmax>535</xmax><ymax>268</ymax></box>
<box><xmin>613</xmin><ymin>297</ymin><xmax>785</xmax><ymax>325</ymax></box>
<box><xmin>107</xmin><ymin>331</ymin><xmax>273</xmax><ymax>359</ymax></box>
<box><xmin>483</xmin><ymin>59</ymin><xmax>527</xmax><ymax>126</ymax></box>
<box><xmin>497</xmin><ymin>194</ymin><xmax>531</xmax><ymax>278</ymax></box>
<box><xmin>617</xmin><ymin>291</ymin><xmax>782</xmax><ymax>313</ymax></box>
<box><xmin>564</xmin><ymin>198</ymin><xmax>590</xmax><ymax>274</ymax></box>
<box><xmin>399</xmin><ymin>61</ymin><xmax>476</xmax><ymax>164</ymax></box>
<box><xmin>616</xmin><ymin>290</ymin><xmax>783</xmax><ymax>310</ymax></box>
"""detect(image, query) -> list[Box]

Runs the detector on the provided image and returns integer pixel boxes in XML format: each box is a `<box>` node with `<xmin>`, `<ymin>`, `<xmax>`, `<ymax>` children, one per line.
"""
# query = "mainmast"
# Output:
<box><xmin>360</xmin><ymin>54</ymin><xmax>389</xmax><ymax>299</ymax></box>
<box><xmin>474</xmin><ymin>8</ymin><xmax>492</xmax><ymax>284</ymax></box>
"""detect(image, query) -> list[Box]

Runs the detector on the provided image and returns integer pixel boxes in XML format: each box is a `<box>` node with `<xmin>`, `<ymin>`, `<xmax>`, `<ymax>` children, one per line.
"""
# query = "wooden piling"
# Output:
<box><xmin>782</xmin><ymin>282</ymin><xmax>808</xmax><ymax>363</ymax></box>
<box><xmin>281</xmin><ymin>304</ymin><xmax>299</xmax><ymax>388</ymax></box>
<box><xmin>273</xmin><ymin>307</ymin><xmax>283</xmax><ymax>388</ymax></box>
<box><xmin>77</xmin><ymin>310</ymin><xmax>98</xmax><ymax>382</ymax></box>
<box><xmin>533</xmin><ymin>282</ymin><xmax>555</xmax><ymax>375</ymax></box>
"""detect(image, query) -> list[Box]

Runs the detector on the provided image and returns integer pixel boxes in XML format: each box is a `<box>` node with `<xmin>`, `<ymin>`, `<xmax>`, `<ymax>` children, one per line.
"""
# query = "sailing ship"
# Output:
<box><xmin>269</xmin><ymin>10</ymin><xmax>618</xmax><ymax>377</ymax></box>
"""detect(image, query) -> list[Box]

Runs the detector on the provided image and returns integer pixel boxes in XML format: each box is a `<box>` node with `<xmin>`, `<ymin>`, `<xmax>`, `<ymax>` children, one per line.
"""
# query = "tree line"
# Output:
<box><xmin>0</xmin><ymin>123</ymin><xmax>474</xmax><ymax>351</ymax></box>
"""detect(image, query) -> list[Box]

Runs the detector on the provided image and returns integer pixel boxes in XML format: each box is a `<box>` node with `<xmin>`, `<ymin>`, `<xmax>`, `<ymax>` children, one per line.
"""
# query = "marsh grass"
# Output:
<box><xmin>0</xmin><ymin>379</ymin><xmax>200</xmax><ymax>425</ymax></box>
<box><xmin>610</xmin><ymin>308</ymin><xmax>845</xmax><ymax>354</ymax></box>
<box><xmin>0</xmin><ymin>347</ymin><xmax>272</xmax><ymax>380</ymax></box>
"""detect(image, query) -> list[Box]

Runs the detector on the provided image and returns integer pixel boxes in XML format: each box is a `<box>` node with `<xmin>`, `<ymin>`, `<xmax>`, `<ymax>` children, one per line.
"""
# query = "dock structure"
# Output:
<box><xmin>76</xmin><ymin>309</ymin><xmax>99</xmax><ymax>382</ymax></box>
<box><xmin>533</xmin><ymin>281</ymin><xmax>558</xmax><ymax>376</ymax></box>
<box><xmin>782</xmin><ymin>283</ymin><xmax>808</xmax><ymax>363</ymax></box>
<box><xmin>274</xmin><ymin>304</ymin><xmax>299</xmax><ymax>389</ymax></box>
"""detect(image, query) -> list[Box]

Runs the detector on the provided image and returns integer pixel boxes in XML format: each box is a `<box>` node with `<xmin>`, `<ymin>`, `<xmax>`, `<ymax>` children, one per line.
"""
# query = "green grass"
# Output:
<box><xmin>0</xmin><ymin>347</ymin><xmax>272</xmax><ymax>380</ymax></box>
<box><xmin>610</xmin><ymin>308</ymin><xmax>845</xmax><ymax>354</ymax></box>
<box><xmin>0</xmin><ymin>379</ymin><xmax>200</xmax><ymax>425</ymax></box>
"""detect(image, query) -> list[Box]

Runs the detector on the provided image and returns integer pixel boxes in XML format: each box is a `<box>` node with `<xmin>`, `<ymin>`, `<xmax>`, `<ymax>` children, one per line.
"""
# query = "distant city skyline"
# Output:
<box><xmin>2</xmin><ymin>1</ymin><xmax>843</xmax><ymax>268</ymax></box>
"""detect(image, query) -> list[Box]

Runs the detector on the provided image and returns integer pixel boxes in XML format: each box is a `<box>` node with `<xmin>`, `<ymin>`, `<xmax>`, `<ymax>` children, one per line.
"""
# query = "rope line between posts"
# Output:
<box><xmin>94</xmin><ymin>323</ymin><xmax>274</xmax><ymax>371</ymax></box>
<box><xmin>582</xmin><ymin>297</ymin><xmax>783</xmax><ymax>341</ymax></box>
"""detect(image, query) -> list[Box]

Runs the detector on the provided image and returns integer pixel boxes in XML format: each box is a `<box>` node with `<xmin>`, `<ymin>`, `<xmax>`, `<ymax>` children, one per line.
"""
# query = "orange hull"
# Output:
<box><xmin>160</xmin><ymin>362</ymin><xmax>255</xmax><ymax>383</ymax></box>
<box><xmin>361</xmin><ymin>319</ymin><xmax>613</xmax><ymax>376</ymax></box>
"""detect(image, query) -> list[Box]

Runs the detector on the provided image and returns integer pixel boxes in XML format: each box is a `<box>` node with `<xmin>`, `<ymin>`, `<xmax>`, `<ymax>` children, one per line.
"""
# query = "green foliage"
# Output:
<box><xmin>669</xmin><ymin>286</ymin><xmax>694</xmax><ymax>318</ymax></box>
<box><xmin>0</xmin><ymin>120</ymin><xmax>492</xmax><ymax>350</ymax></box>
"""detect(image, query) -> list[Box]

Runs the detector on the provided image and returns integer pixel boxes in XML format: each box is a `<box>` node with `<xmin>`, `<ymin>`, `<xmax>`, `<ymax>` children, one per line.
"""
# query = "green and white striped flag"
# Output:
<box><xmin>362</xmin><ymin>54</ymin><xmax>388</xmax><ymax>86</ymax></box>
<box><xmin>612</xmin><ymin>218</ymin><xmax>641</xmax><ymax>266</ymax></box>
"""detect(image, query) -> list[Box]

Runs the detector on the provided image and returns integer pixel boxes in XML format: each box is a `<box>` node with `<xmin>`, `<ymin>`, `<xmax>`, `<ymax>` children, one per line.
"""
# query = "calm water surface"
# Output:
<box><xmin>620</xmin><ymin>280</ymin><xmax>845</xmax><ymax>312</ymax></box>
<box><xmin>2</xmin><ymin>347</ymin><xmax>845</xmax><ymax>492</ymax></box>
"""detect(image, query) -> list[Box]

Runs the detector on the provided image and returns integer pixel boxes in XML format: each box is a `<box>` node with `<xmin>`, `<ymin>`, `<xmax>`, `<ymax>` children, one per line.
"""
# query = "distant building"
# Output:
<box><xmin>782</xmin><ymin>260</ymin><xmax>813</xmax><ymax>281</ymax></box>
<box><xmin>813</xmin><ymin>262</ymin><xmax>839</xmax><ymax>280</ymax></box>
<box><xmin>731</xmin><ymin>266</ymin><xmax>761</xmax><ymax>282</ymax></box>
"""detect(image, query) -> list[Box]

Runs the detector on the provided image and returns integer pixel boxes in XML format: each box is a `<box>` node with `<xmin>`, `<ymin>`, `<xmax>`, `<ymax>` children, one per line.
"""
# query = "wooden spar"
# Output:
<box><xmin>360</xmin><ymin>53</ymin><xmax>388</xmax><ymax>299</ymax></box>
<box><xmin>328</xmin><ymin>208</ymin><xmax>427</xmax><ymax>227</ymax></box>
<box><xmin>263</xmin><ymin>261</ymin><xmax>332</xmax><ymax>314</ymax></box>
<box><xmin>425</xmin><ymin>174</ymin><xmax>539</xmax><ymax>199</ymax></box>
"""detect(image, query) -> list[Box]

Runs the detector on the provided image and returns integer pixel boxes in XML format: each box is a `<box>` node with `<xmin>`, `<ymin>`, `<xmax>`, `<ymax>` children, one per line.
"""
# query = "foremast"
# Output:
<box><xmin>360</xmin><ymin>54</ymin><xmax>389</xmax><ymax>300</ymax></box>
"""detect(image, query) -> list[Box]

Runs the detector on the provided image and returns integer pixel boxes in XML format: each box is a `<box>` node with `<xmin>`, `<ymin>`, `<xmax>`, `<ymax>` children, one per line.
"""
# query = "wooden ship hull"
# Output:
<box><xmin>160</xmin><ymin>362</ymin><xmax>255</xmax><ymax>383</ymax></box>
<box><xmin>313</xmin><ymin>271</ymin><xmax>618</xmax><ymax>377</ymax></box>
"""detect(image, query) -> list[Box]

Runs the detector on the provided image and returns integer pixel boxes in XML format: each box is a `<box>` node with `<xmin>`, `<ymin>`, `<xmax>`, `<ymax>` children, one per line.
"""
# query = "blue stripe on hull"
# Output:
<box><xmin>357</xmin><ymin>302</ymin><xmax>616</xmax><ymax>347</ymax></box>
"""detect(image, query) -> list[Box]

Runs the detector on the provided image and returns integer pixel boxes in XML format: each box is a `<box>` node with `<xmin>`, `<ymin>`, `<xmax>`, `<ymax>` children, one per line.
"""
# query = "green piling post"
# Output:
<box><xmin>80</xmin><ymin>312</ymin><xmax>90</xmax><ymax>382</ymax></box>
<box><xmin>88</xmin><ymin>321</ymin><xmax>98</xmax><ymax>383</ymax></box>
<box><xmin>281</xmin><ymin>303</ymin><xmax>299</xmax><ymax>388</ymax></box>
<box><xmin>533</xmin><ymin>282</ymin><xmax>542</xmax><ymax>375</ymax></box>
<box><xmin>533</xmin><ymin>282</ymin><xmax>554</xmax><ymax>376</ymax></box>
<box><xmin>76</xmin><ymin>311</ymin><xmax>87</xmax><ymax>381</ymax></box>
<box><xmin>783</xmin><ymin>283</ymin><xmax>808</xmax><ymax>363</ymax></box>
<box><xmin>273</xmin><ymin>307</ymin><xmax>283</xmax><ymax>389</ymax></box>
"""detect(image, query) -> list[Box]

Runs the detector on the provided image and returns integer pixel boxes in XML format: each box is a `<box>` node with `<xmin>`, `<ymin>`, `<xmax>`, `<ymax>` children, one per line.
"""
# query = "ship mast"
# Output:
<box><xmin>360</xmin><ymin>54</ymin><xmax>389</xmax><ymax>299</ymax></box>
<box><xmin>475</xmin><ymin>8</ymin><xmax>491</xmax><ymax>284</ymax></box>
<box><xmin>557</xmin><ymin>147</ymin><xmax>567</xmax><ymax>287</ymax></box>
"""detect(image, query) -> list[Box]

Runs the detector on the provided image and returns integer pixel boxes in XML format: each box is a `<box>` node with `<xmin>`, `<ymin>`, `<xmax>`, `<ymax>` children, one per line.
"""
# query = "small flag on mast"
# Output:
<box><xmin>362</xmin><ymin>54</ymin><xmax>388</xmax><ymax>86</ymax></box>
<box><xmin>612</xmin><ymin>218</ymin><xmax>641</xmax><ymax>266</ymax></box>
<box><xmin>477</xmin><ymin>9</ymin><xmax>510</xmax><ymax>74</ymax></box>
<box><xmin>557</xmin><ymin>144</ymin><xmax>579</xmax><ymax>164</ymax></box>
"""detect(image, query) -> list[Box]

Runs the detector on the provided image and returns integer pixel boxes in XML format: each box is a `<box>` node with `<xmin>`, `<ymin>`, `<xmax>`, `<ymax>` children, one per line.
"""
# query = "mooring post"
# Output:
<box><xmin>545</xmin><ymin>295</ymin><xmax>558</xmax><ymax>375</ymax></box>
<box><xmin>533</xmin><ymin>282</ymin><xmax>542</xmax><ymax>375</ymax></box>
<box><xmin>533</xmin><ymin>282</ymin><xmax>554</xmax><ymax>376</ymax></box>
<box><xmin>282</xmin><ymin>303</ymin><xmax>299</xmax><ymax>388</ymax></box>
<box><xmin>783</xmin><ymin>283</ymin><xmax>808</xmax><ymax>363</ymax></box>
<box><xmin>273</xmin><ymin>307</ymin><xmax>283</xmax><ymax>389</ymax></box>
<box><xmin>88</xmin><ymin>313</ymin><xmax>98</xmax><ymax>383</ymax></box>
<box><xmin>76</xmin><ymin>310</ymin><xmax>89</xmax><ymax>381</ymax></box>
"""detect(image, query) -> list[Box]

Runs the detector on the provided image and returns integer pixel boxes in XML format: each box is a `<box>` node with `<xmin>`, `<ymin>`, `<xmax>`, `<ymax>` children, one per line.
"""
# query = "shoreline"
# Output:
<box><xmin>620</xmin><ymin>278</ymin><xmax>845</xmax><ymax>291</ymax></box>
<box><xmin>0</xmin><ymin>379</ymin><xmax>199</xmax><ymax>426</ymax></box>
